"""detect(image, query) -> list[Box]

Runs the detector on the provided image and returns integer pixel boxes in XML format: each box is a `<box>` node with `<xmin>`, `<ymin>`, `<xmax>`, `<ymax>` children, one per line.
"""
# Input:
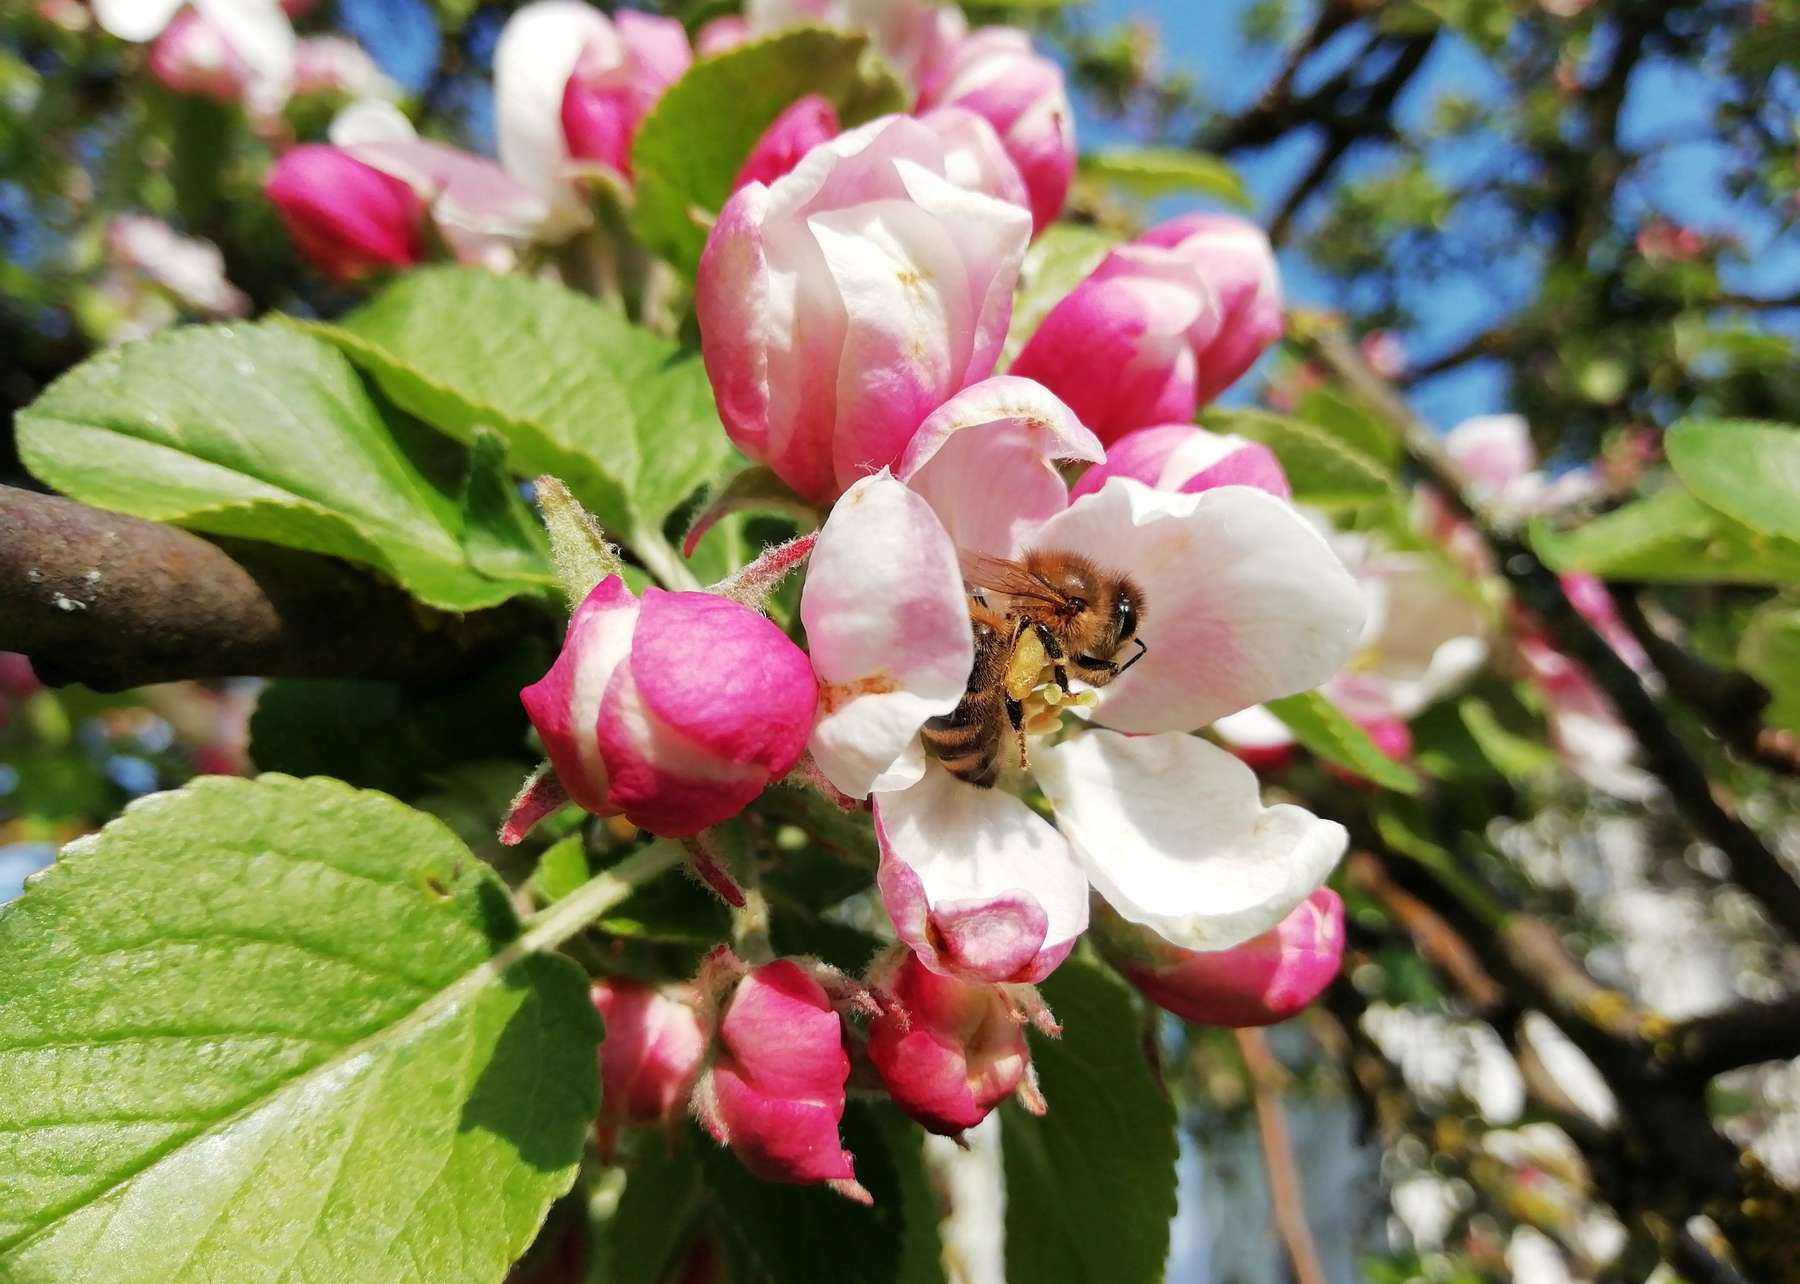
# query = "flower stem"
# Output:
<box><xmin>630</xmin><ymin>522</ymin><xmax>703</xmax><ymax>592</ymax></box>
<box><xmin>520</xmin><ymin>841</ymin><xmax>683</xmax><ymax>953</ymax></box>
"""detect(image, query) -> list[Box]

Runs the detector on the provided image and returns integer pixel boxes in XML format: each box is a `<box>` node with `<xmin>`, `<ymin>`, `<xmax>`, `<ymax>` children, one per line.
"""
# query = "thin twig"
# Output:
<box><xmin>1236</xmin><ymin>1029</ymin><xmax>1329</xmax><ymax>1284</ymax></box>
<box><xmin>1306</xmin><ymin>326</ymin><xmax>1800</xmax><ymax>943</ymax></box>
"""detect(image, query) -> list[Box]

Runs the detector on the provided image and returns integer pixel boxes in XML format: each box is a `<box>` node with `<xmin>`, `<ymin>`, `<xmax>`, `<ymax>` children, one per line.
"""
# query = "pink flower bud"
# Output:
<box><xmin>694</xmin><ymin>960</ymin><xmax>860</xmax><ymax>1191</ymax></box>
<box><xmin>732</xmin><ymin>95</ymin><xmax>840</xmax><ymax>191</ymax></box>
<box><xmin>1137</xmin><ymin>213</ymin><xmax>1284</xmax><ymax>404</ymax></box>
<box><xmin>591</xmin><ymin>978</ymin><xmax>706</xmax><ymax>1131</ymax></box>
<box><xmin>697</xmin><ymin>115</ymin><xmax>1031</xmax><ymax>502</ymax></box>
<box><xmin>1013</xmin><ymin>215</ymin><xmax>1280</xmax><ymax>441</ymax></box>
<box><xmin>695</xmin><ymin>14</ymin><xmax>750</xmax><ymax>56</ymax></box>
<box><xmin>866</xmin><ymin>951</ymin><xmax>1030</xmax><ymax>1135</ymax></box>
<box><xmin>917</xmin><ymin>27</ymin><xmax>1074</xmax><ymax>234</ymax></box>
<box><xmin>264</xmin><ymin>144</ymin><xmax>426</xmax><ymax>280</ymax></box>
<box><xmin>1009</xmin><ymin>245</ymin><xmax>1220</xmax><ymax>445</ymax></box>
<box><xmin>1071</xmin><ymin>424</ymin><xmax>1290</xmax><ymax>501</ymax></box>
<box><xmin>557</xmin><ymin>10</ymin><xmax>690</xmax><ymax>177</ymax></box>
<box><xmin>1101</xmin><ymin>889</ymin><xmax>1344</xmax><ymax>1027</ymax></box>
<box><xmin>514</xmin><ymin>577</ymin><xmax>818</xmax><ymax>839</ymax></box>
<box><xmin>148</xmin><ymin>8</ymin><xmax>251</xmax><ymax>103</ymax></box>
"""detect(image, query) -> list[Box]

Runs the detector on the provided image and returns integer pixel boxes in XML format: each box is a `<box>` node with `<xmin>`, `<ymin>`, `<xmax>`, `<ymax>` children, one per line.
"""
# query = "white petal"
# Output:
<box><xmin>874</xmin><ymin>767</ymin><xmax>1088</xmax><ymax>982</ymax></box>
<box><xmin>1036</xmin><ymin>730</ymin><xmax>1345</xmax><ymax>951</ymax></box>
<box><xmin>1030</xmin><ymin>478</ymin><xmax>1365</xmax><ymax>734</ymax></box>
<box><xmin>1327</xmin><ymin>549</ymin><xmax>1488</xmax><ymax>722</ymax></box>
<box><xmin>1211</xmin><ymin>704</ymin><xmax>1294</xmax><ymax>751</ymax></box>
<box><xmin>1443</xmin><ymin>413</ymin><xmax>1535</xmax><ymax>503</ymax></box>
<box><xmin>802</xmin><ymin>473</ymin><xmax>973</xmax><ymax>798</ymax></box>
<box><xmin>495</xmin><ymin>0</ymin><xmax>616</xmax><ymax>208</ymax></box>
<box><xmin>195</xmin><ymin>0</ymin><xmax>295</xmax><ymax>97</ymax></box>
<box><xmin>896</xmin><ymin>375</ymin><xmax>1100</xmax><ymax>558</ymax></box>
<box><xmin>329</xmin><ymin>99</ymin><xmax>416</xmax><ymax>147</ymax></box>
<box><xmin>94</xmin><ymin>0</ymin><xmax>187</xmax><ymax>41</ymax></box>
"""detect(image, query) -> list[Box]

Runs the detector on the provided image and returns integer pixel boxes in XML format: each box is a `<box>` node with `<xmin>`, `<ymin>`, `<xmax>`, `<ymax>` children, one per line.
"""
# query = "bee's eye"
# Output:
<box><xmin>1114</xmin><ymin>593</ymin><xmax>1137</xmax><ymax>639</ymax></box>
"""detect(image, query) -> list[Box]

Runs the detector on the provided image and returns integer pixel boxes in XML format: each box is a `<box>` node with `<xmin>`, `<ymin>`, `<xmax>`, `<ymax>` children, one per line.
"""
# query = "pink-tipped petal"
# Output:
<box><xmin>873</xmin><ymin>767</ymin><xmax>1087</xmax><ymax>984</ymax></box>
<box><xmin>1036</xmin><ymin>730</ymin><xmax>1346</xmax><ymax>952</ymax></box>
<box><xmin>1009</xmin><ymin>246</ymin><xmax>1217</xmax><ymax>445</ymax></box>
<box><xmin>1138</xmin><ymin>213</ymin><xmax>1283</xmax><ymax>403</ymax></box>
<box><xmin>631</xmin><ymin>589</ymin><xmax>818</xmax><ymax>773</ymax></box>
<box><xmin>802</xmin><ymin>474</ymin><xmax>973</xmax><ymax>798</ymax></box>
<box><xmin>519</xmin><ymin>576</ymin><xmax>640</xmax><ymax>816</ymax></box>
<box><xmin>867</xmin><ymin>951</ymin><xmax>1030</xmax><ymax>1134</ymax></box>
<box><xmin>265</xmin><ymin>144</ymin><xmax>425</xmax><ymax>280</ymax></box>
<box><xmin>1104</xmin><ymin>889</ymin><xmax>1345</xmax><ymax>1027</ymax></box>
<box><xmin>734</xmin><ymin>95</ymin><xmax>841</xmax><ymax>191</ymax></box>
<box><xmin>1070</xmin><ymin>424</ymin><xmax>1291</xmax><ymax>501</ymax></box>
<box><xmin>592</xmin><ymin>979</ymin><xmax>707</xmax><ymax>1127</ymax></box>
<box><xmin>1030</xmin><ymin>480</ymin><xmax>1365</xmax><ymax>735</ymax></box>
<box><xmin>896</xmin><ymin>375</ymin><xmax>1101</xmax><ymax>558</ymax></box>
<box><xmin>1443</xmin><ymin>413</ymin><xmax>1538</xmax><ymax>501</ymax></box>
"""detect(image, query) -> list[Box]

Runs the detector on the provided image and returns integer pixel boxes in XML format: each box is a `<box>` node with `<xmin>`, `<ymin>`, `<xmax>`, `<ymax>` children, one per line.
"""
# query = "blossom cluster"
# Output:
<box><xmin>424</xmin><ymin>0</ymin><xmax>1383</xmax><ymax>1195</ymax></box>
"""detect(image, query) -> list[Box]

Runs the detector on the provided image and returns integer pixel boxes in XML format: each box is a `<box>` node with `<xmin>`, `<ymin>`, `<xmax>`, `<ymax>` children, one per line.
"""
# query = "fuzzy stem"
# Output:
<box><xmin>520</xmin><ymin>842</ymin><xmax>683</xmax><ymax>951</ymax></box>
<box><xmin>630</xmin><ymin>522</ymin><xmax>704</xmax><ymax>592</ymax></box>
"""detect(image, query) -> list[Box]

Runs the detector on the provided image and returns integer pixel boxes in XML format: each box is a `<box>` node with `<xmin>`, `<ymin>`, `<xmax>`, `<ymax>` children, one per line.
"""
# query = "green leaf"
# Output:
<box><xmin>16</xmin><ymin>322</ymin><xmax>548</xmax><ymax>611</ymax></box>
<box><xmin>631</xmin><ymin>27</ymin><xmax>908</xmax><ymax>274</ymax></box>
<box><xmin>1740</xmin><ymin>602</ymin><xmax>1800</xmax><ymax>735</ymax></box>
<box><xmin>1001</xmin><ymin>958</ymin><xmax>1177</xmax><ymax>1284</ymax></box>
<box><xmin>1206</xmin><ymin>407</ymin><xmax>1399</xmax><ymax>508</ymax></box>
<box><xmin>699</xmin><ymin>1103</ymin><xmax>910</xmax><ymax>1284</ymax></box>
<box><xmin>1264</xmin><ymin>691</ymin><xmax>1421</xmax><ymax>793</ymax></box>
<box><xmin>1458</xmin><ymin>695</ymin><xmax>1559</xmax><ymax>777</ymax></box>
<box><xmin>1665</xmin><ymin>418</ymin><xmax>1800</xmax><ymax>543</ymax></box>
<box><xmin>1078</xmin><ymin>147</ymin><xmax>1251</xmax><ymax>208</ymax></box>
<box><xmin>247</xmin><ymin>645</ymin><xmax>545</xmax><ymax>799</ymax></box>
<box><xmin>1295</xmin><ymin>387</ymin><xmax>1401</xmax><ymax>466</ymax></box>
<box><xmin>0</xmin><ymin>774</ymin><xmax>598</xmax><ymax>1283</ymax></box>
<box><xmin>302</xmin><ymin>269</ymin><xmax>731</xmax><ymax>546</ymax></box>
<box><xmin>459</xmin><ymin>428</ymin><xmax>554</xmax><ymax>588</ymax></box>
<box><xmin>1006</xmin><ymin>222</ymin><xmax>1120</xmax><ymax>362</ymax></box>
<box><xmin>1530</xmin><ymin>486</ymin><xmax>1800</xmax><ymax>585</ymax></box>
<box><xmin>606</xmin><ymin>1135</ymin><xmax>704</xmax><ymax>1283</ymax></box>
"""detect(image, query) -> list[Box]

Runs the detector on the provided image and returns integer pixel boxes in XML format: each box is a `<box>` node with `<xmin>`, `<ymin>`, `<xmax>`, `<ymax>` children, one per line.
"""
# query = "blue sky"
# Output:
<box><xmin>1075</xmin><ymin>0</ymin><xmax>1800</xmax><ymax>430</ymax></box>
<box><xmin>338</xmin><ymin>0</ymin><xmax>1799</xmax><ymax>432</ymax></box>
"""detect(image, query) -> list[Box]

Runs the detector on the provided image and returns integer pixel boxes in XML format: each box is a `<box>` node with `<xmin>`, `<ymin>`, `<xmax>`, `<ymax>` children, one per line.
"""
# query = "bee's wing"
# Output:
<box><xmin>958</xmin><ymin>552</ymin><xmax>1073</xmax><ymax>608</ymax></box>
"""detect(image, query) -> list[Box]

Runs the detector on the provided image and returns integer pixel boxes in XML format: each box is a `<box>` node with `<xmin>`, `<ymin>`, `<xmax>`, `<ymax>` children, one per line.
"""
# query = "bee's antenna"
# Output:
<box><xmin>1117</xmin><ymin>638</ymin><xmax>1149</xmax><ymax>676</ymax></box>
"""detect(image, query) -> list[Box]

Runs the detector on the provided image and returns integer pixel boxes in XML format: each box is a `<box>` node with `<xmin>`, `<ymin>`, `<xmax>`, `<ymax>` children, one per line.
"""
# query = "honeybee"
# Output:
<box><xmin>921</xmin><ymin>550</ymin><xmax>1148</xmax><ymax>788</ymax></box>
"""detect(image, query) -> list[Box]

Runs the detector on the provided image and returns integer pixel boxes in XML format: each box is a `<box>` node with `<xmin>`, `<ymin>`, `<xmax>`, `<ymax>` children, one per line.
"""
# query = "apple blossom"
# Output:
<box><xmin>1008</xmin><ymin>245</ymin><xmax>1220</xmax><ymax>446</ymax></box>
<box><xmin>695</xmin><ymin>15</ymin><xmax>750</xmax><ymax>56</ymax></box>
<box><xmin>148</xmin><ymin>9</ymin><xmax>250</xmax><ymax>103</ymax></box>
<box><xmin>590</xmin><ymin>978</ymin><xmax>706</xmax><ymax>1142</ymax></box>
<box><xmin>693</xmin><ymin>959</ymin><xmax>863</xmax><ymax>1196</ymax></box>
<box><xmin>495</xmin><ymin>0</ymin><xmax>690</xmax><ymax>222</ymax></box>
<box><xmin>867</xmin><ymin>950</ymin><xmax>1032</xmax><ymax>1135</ymax></box>
<box><xmin>1136</xmin><ymin>214</ymin><xmax>1284</xmax><ymax>402</ymax></box>
<box><xmin>503</xmin><ymin>577</ymin><xmax>818</xmax><ymax>841</ymax></box>
<box><xmin>1070</xmin><ymin>423</ymin><xmax>1290</xmax><ymax>501</ymax></box>
<box><xmin>264</xmin><ymin>145</ymin><xmax>426</xmax><ymax>280</ymax></box>
<box><xmin>319</xmin><ymin>101</ymin><xmax>558</xmax><ymax>272</ymax></box>
<box><xmin>292</xmin><ymin>35</ymin><xmax>398</xmax><ymax>101</ymax></box>
<box><xmin>1011</xmin><ymin>214</ymin><xmax>1282</xmax><ymax>442</ymax></box>
<box><xmin>1097</xmin><ymin>888</ymin><xmax>1345</xmax><ymax>1027</ymax></box>
<box><xmin>696</xmin><ymin>115</ymin><xmax>1032</xmax><ymax>503</ymax></box>
<box><xmin>916</xmin><ymin>26</ymin><xmax>1076</xmax><ymax>235</ymax></box>
<box><xmin>1518</xmin><ymin>636</ymin><xmax>1656</xmax><ymax>802</ymax></box>
<box><xmin>745</xmin><ymin>0</ymin><xmax>967</xmax><ymax>95</ymax></box>
<box><xmin>95</xmin><ymin>0</ymin><xmax>294</xmax><ymax>113</ymax></box>
<box><xmin>800</xmin><ymin>377</ymin><xmax>1364</xmax><ymax>984</ymax></box>
<box><xmin>106</xmin><ymin>214</ymin><xmax>249</xmax><ymax>318</ymax></box>
<box><xmin>733</xmin><ymin>95</ymin><xmax>841</xmax><ymax>191</ymax></box>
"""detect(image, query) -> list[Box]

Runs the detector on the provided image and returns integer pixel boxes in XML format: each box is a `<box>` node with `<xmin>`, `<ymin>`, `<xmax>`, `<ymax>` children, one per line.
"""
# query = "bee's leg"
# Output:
<box><xmin>1005</xmin><ymin>693</ymin><xmax>1029</xmax><ymax>770</ymax></box>
<box><xmin>1031</xmin><ymin>622</ymin><xmax>1071</xmax><ymax>695</ymax></box>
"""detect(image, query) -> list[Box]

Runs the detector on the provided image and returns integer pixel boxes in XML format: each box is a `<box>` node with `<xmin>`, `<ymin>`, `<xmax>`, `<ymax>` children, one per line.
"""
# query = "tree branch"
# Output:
<box><xmin>1610</xmin><ymin>589</ymin><xmax>1800</xmax><ymax>779</ymax></box>
<box><xmin>1665</xmin><ymin>994</ymin><xmax>1800</xmax><ymax>1085</ymax></box>
<box><xmin>1305</xmin><ymin>324</ymin><xmax>1800</xmax><ymax>944</ymax></box>
<box><xmin>0</xmin><ymin>485</ymin><xmax>553</xmax><ymax>690</ymax></box>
